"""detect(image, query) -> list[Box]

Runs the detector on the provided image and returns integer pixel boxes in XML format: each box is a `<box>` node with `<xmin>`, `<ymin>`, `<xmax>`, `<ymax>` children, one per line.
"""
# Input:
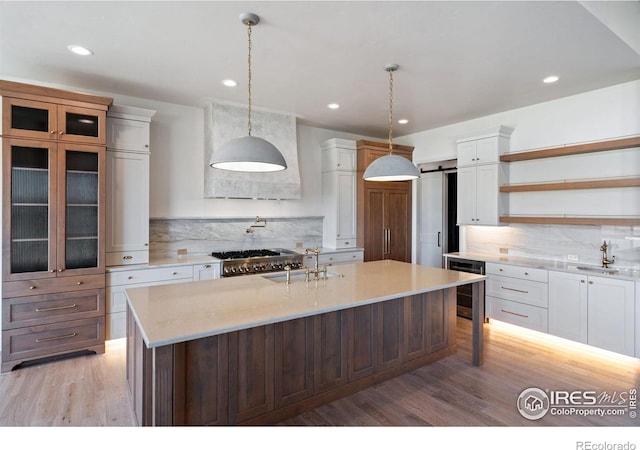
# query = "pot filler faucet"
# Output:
<box><xmin>600</xmin><ymin>240</ymin><xmax>615</xmax><ymax>268</ymax></box>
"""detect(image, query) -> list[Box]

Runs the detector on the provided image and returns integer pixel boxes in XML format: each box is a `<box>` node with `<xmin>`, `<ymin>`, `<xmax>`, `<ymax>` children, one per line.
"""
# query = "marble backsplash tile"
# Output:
<box><xmin>149</xmin><ymin>217</ymin><xmax>323</xmax><ymax>258</ymax></box>
<box><xmin>463</xmin><ymin>224</ymin><xmax>640</xmax><ymax>269</ymax></box>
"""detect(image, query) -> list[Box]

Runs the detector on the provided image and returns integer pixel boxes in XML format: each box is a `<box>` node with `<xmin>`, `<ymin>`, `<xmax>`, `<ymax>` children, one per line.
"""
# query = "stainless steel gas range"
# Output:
<box><xmin>211</xmin><ymin>248</ymin><xmax>304</xmax><ymax>277</ymax></box>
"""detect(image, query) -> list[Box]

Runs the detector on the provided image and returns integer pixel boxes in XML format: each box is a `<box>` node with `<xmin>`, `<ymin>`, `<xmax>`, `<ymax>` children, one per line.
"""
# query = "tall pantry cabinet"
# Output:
<box><xmin>0</xmin><ymin>80</ymin><xmax>112</xmax><ymax>372</ymax></box>
<box><xmin>356</xmin><ymin>140</ymin><xmax>413</xmax><ymax>262</ymax></box>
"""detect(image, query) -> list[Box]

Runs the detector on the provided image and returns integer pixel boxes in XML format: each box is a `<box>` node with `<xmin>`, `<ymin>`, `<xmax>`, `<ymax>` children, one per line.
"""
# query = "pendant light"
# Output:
<box><xmin>210</xmin><ymin>13</ymin><xmax>287</xmax><ymax>172</ymax></box>
<box><xmin>363</xmin><ymin>64</ymin><xmax>419</xmax><ymax>182</ymax></box>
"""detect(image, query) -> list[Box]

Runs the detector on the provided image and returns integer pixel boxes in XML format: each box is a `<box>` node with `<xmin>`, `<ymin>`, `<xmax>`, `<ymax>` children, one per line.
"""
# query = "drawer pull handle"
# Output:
<box><xmin>203</xmin><ymin>264</ymin><xmax>211</xmax><ymax>269</ymax></box>
<box><xmin>501</xmin><ymin>286</ymin><xmax>529</xmax><ymax>294</ymax></box>
<box><xmin>29</xmin><ymin>286</ymin><xmax>36</xmax><ymax>290</ymax></box>
<box><xmin>500</xmin><ymin>309</ymin><xmax>529</xmax><ymax>318</ymax></box>
<box><xmin>123</xmin><ymin>255</ymin><xmax>133</xmax><ymax>260</ymax></box>
<box><xmin>36</xmin><ymin>303</ymin><xmax>77</xmax><ymax>312</ymax></box>
<box><xmin>36</xmin><ymin>332</ymin><xmax>78</xmax><ymax>343</ymax></box>
<box><xmin>76</xmin><ymin>281</ymin><xmax>83</xmax><ymax>285</ymax></box>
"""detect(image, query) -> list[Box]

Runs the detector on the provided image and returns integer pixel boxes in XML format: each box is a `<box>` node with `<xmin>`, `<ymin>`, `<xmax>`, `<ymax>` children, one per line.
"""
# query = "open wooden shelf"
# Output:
<box><xmin>500</xmin><ymin>136</ymin><xmax>640</xmax><ymax>162</ymax></box>
<box><xmin>500</xmin><ymin>177</ymin><xmax>640</xmax><ymax>193</ymax></box>
<box><xmin>500</xmin><ymin>216</ymin><xmax>640</xmax><ymax>226</ymax></box>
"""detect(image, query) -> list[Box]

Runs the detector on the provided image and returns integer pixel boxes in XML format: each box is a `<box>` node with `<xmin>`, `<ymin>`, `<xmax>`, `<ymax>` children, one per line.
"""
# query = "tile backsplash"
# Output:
<box><xmin>149</xmin><ymin>217</ymin><xmax>323</xmax><ymax>259</ymax></box>
<box><xmin>463</xmin><ymin>224</ymin><xmax>640</xmax><ymax>269</ymax></box>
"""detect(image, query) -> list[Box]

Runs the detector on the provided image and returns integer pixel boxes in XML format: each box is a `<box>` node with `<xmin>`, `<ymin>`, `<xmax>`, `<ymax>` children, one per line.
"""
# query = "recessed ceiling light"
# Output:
<box><xmin>328</xmin><ymin>103</ymin><xmax>340</xmax><ymax>109</ymax></box>
<box><xmin>222</xmin><ymin>79</ymin><xmax>237</xmax><ymax>87</ymax></box>
<box><xmin>543</xmin><ymin>75</ymin><xmax>559</xmax><ymax>84</ymax></box>
<box><xmin>67</xmin><ymin>45</ymin><xmax>93</xmax><ymax>56</ymax></box>
<box><xmin>398</xmin><ymin>119</ymin><xmax>409</xmax><ymax>124</ymax></box>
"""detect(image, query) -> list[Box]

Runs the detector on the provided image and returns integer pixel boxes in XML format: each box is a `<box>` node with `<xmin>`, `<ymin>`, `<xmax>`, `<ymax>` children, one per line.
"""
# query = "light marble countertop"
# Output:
<box><xmin>444</xmin><ymin>252</ymin><xmax>640</xmax><ymax>282</ymax></box>
<box><xmin>126</xmin><ymin>259</ymin><xmax>485</xmax><ymax>348</ymax></box>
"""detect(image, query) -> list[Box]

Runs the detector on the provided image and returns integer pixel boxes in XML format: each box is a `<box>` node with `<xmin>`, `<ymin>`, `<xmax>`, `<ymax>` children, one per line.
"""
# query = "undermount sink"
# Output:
<box><xmin>262</xmin><ymin>269</ymin><xmax>341</xmax><ymax>283</ymax></box>
<box><xmin>575</xmin><ymin>265</ymin><xmax>619</xmax><ymax>275</ymax></box>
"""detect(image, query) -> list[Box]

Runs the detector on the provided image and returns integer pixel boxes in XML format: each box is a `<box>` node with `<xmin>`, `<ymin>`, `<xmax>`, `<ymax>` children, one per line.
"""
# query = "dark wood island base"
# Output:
<box><xmin>127</xmin><ymin>288</ymin><xmax>463</xmax><ymax>426</ymax></box>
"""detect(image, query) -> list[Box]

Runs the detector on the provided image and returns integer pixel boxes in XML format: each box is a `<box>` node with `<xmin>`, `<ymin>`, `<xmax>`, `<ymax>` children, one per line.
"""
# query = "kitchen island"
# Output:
<box><xmin>125</xmin><ymin>259</ymin><xmax>485</xmax><ymax>426</ymax></box>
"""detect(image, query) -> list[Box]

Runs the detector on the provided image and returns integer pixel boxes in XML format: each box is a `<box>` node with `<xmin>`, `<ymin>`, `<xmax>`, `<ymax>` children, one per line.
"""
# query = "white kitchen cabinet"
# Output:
<box><xmin>321</xmin><ymin>139</ymin><xmax>357</xmax><ymax>248</ymax></box>
<box><xmin>485</xmin><ymin>262</ymin><xmax>548</xmax><ymax>333</ymax></box>
<box><xmin>636</xmin><ymin>281</ymin><xmax>640</xmax><ymax>358</ymax></box>
<box><xmin>105</xmin><ymin>261</ymin><xmax>220</xmax><ymax>339</ymax></box>
<box><xmin>548</xmin><ymin>270</ymin><xmax>635</xmax><ymax>357</ymax></box>
<box><xmin>548</xmin><ymin>271</ymin><xmax>588</xmax><ymax>344</ymax></box>
<box><xmin>193</xmin><ymin>262</ymin><xmax>221</xmax><ymax>281</ymax></box>
<box><xmin>456</xmin><ymin>129</ymin><xmax>512</xmax><ymax>226</ymax></box>
<box><xmin>457</xmin><ymin>163</ymin><xmax>508</xmax><ymax>225</ymax></box>
<box><xmin>106</xmin><ymin>105</ymin><xmax>155</xmax><ymax>266</ymax></box>
<box><xmin>587</xmin><ymin>275</ymin><xmax>635</xmax><ymax>357</ymax></box>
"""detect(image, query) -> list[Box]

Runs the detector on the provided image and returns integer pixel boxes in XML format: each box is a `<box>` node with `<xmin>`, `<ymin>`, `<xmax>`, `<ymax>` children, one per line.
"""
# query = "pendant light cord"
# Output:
<box><xmin>388</xmin><ymin>67</ymin><xmax>393</xmax><ymax>154</ymax></box>
<box><xmin>247</xmin><ymin>21</ymin><xmax>253</xmax><ymax>137</ymax></box>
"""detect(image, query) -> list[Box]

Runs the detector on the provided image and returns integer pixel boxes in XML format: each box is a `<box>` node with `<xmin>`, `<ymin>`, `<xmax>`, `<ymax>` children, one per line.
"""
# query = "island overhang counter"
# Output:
<box><xmin>125</xmin><ymin>259</ymin><xmax>485</xmax><ymax>426</ymax></box>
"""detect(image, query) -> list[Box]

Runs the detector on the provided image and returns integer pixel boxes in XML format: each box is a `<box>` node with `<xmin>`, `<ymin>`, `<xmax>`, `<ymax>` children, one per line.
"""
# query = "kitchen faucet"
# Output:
<box><xmin>304</xmin><ymin>245</ymin><xmax>327</xmax><ymax>281</ymax></box>
<box><xmin>600</xmin><ymin>240</ymin><xmax>615</xmax><ymax>268</ymax></box>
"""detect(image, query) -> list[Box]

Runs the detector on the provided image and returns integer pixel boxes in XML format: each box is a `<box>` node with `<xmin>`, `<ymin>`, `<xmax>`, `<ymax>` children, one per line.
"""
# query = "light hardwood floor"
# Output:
<box><xmin>1</xmin><ymin>318</ymin><xmax>639</xmax><ymax>427</ymax></box>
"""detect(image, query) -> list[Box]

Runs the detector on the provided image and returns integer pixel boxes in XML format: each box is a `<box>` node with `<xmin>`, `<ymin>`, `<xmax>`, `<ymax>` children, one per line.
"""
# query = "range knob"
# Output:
<box><xmin>231</xmin><ymin>266</ymin><xmax>237</xmax><ymax>273</ymax></box>
<box><xmin>223</xmin><ymin>267</ymin><xmax>230</xmax><ymax>275</ymax></box>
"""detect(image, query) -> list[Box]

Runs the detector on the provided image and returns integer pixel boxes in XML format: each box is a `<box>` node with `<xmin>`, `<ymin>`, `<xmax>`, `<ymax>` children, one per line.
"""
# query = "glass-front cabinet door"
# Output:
<box><xmin>2</xmin><ymin>97</ymin><xmax>106</xmax><ymax>145</ymax></box>
<box><xmin>2</xmin><ymin>98</ymin><xmax>57</xmax><ymax>141</ymax></box>
<box><xmin>2</xmin><ymin>138</ymin><xmax>57</xmax><ymax>281</ymax></box>
<box><xmin>58</xmin><ymin>106</ymin><xmax>106</xmax><ymax>145</ymax></box>
<box><xmin>57</xmin><ymin>144</ymin><xmax>105</xmax><ymax>276</ymax></box>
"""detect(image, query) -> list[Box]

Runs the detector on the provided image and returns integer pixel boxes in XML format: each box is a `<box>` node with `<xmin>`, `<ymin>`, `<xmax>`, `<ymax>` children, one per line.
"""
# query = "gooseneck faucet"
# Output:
<box><xmin>600</xmin><ymin>240</ymin><xmax>615</xmax><ymax>268</ymax></box>
<box><xmin>304</xmin><ymin>245</ymin><xmax>327</xmax><ymax>281</ymax></box>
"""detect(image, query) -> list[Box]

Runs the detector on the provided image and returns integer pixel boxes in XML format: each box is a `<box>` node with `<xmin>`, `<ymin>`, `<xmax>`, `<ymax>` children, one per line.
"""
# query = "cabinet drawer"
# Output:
<box><xmin>3</xmin><ymin>289</ymin><xmax>105</xmax><ymax>330</ymax></box>
<box><xmin>486</xmin><ymin>296</ymin><xmax>548</xmax><ymax>333</ymax></box>
<box><xmin>106</xmin><ymin>251</ymin><xmax>149</xmax><ymax>267</ymax></box>
<box><xmin>2</xmin><ymin>316</ymin><xmax>105</xmax><ymax>363</ymax></box>
<box><xmin>335</xmin><ymin>239</ymin><xmax>357</xmax><ymax>249</ymax></box>
<box><xmin>486</xmin><ymin>262</ymin><xmax>548</xmax><ymax>283</ymax></box>
<box><xmin>318</xmin><ymin>251</ymin><xmax>364</xmax><ymax>265</ymax></box>
<box><xmin>106</xmin><ymin>276</ymin><xmax>196</xmax><ymax>314</ymax></box>
<box><xmin>486</xmin><ymin>274</ymin><xmax>548</xmax><ymax>308</ymax></box>
<box><xmin>106</xmin><ymin>265</ymin><xmax>193</xmax><ymax>286</ymax></box>
<box><xmin>2</xmin><ymin>274</ymin><xmax>105</xmax><ymax>298</ymax></box>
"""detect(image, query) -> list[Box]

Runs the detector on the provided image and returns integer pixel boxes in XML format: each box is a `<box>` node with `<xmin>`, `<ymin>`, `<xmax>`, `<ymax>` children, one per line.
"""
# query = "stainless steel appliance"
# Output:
<box><xmin>211</xmin><ymin>248</ymin><xmax>304</xmax><ymax>277</ymax></box>
<box><xmin>446</xmin><ymin>256</ymin><xmax>485</xmax><ymax>320</ymax></box>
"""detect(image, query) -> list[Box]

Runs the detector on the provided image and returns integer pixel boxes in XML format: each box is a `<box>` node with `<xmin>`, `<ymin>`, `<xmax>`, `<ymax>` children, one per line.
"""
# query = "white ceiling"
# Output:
<box><xmin>1</xmin><ymin>1</ymin><xmax>640</xmax><ymax>138</ymax></box>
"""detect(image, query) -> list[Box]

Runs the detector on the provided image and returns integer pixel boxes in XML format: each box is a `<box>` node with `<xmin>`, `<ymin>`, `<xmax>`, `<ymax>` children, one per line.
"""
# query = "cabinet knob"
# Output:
<box><xmin>173</xmin><ymin>272</ymin><xmax>178</xmax><ymax>275</ymax></box>
<box><xmin>580</xmin><ymin>280</ymin><xmax>585</xmax><ymax>283</ymax></box>
<box><xmin>204</xmin><ymin>264</ymin><xmax>211</xmax><ymax>269</ymax></box>
<box><xmin>29</xmin><ymin>286</ymin><xmax>36</xmax><ymax>290</ymax></box>
<box><xmin>76</xmin><ymin>281</ymin><xmax>83</xmax><ymax>285</ymax></box>
<box><xmin>50</xmin><ymin>130</ymin><xmax>56</xmax><ymax>135</ymax></box>
<box><xmin>49</xmin><ymin>269</ymin><xmax>56</xmax><ymax>273</ymax></box>
<box><xmin>345</xmin><ymin>242</ymin><xmax>349</xmax><ymax>245</ymax></box>
<box><xmin>58</xmin><ymin>268</ymin><xmax>64</xmax><ymax>272</ymax></box>
<box><xmin>58</xmin><ymin>131</ymin><xmax>64</xmax><ymax>136</ymax></box>
<box><xmin>589</xmin><ymin>281</ymin><xmax>594</xmax><ymax>285</ymax></box>
<box><xmin>144</xmin><ymin>243</ymin><xmax>149</xmax><ymax>247</ymax></box>
<box><xmin>145</xmin><ymin>144</ymin><xmax>149</xmax><ymax>148</ymax></box>
<box><xmin>123</xmin><ymin>255</ymin><xmax>133</xmax><ymax>260</ymax></box>
<box><xmin>499</xmin><ymin>268</ymin><xmax>503</xmax><ymax>272</ymax></box>
<box><xmin>524</xmin><ymin>272</ymin><xmax>529</xmax><ymax>276</ymax></box>
<box><xmin>128</xmin><ymin>276</ymin><xmax>133</xmax><ymax>280</ymax></box>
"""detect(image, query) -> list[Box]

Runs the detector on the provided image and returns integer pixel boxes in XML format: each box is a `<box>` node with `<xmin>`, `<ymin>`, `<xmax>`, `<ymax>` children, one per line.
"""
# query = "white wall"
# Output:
<box><xmin>397</xmin><ymin>79</ymin><xmax>640</xmax><ymax>164</ymax></box>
